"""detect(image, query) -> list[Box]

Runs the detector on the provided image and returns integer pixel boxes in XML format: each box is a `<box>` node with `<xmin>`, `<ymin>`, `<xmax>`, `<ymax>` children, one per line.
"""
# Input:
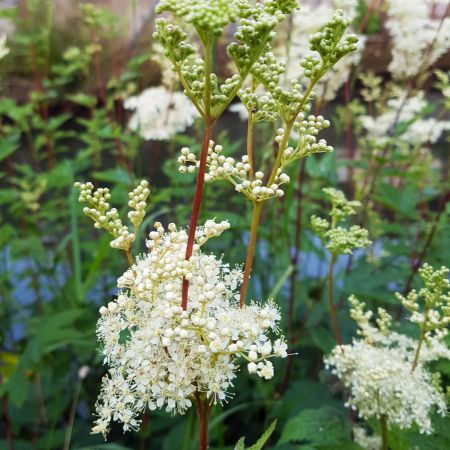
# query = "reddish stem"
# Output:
<box><xmin>2</xmin><ymin>392</ymin><xmax>14</xmax><ymax>450</ymax></box>
<box><xmin>181</xmin><ymin>121</ymin><xmax>214</xmax><ymax>310</ymax></box>
<box><xmin>195</xmin><ymin>391</ymin><xmax>210</xmax><ymax>450</ymax></box>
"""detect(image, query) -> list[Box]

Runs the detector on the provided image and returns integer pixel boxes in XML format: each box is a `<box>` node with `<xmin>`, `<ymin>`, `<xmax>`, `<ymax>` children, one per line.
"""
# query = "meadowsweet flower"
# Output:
<box><xmin>352</xmin><ymin>426</ymin><xmax>381</xmax><ymax>450</ymax></box>
<box><xmin>325</xmin><ymin>276</ymin><xmax>450</xmax><ymax>435</ymax></box>
<box><xmin>361</xmin><ymin>90</ymin><xmax>450</xmax><ymax>145</ymax></box>
<box><xmin>124</xmin><ymin>86</ymin><xmax>199</xmax><ymax>140</ymax></box>
<box><xmin>178</xmin><ymin>140</ymin><xmax>291</xmax><ymax>201</ymax></box>
<box><xmin>92</xmin><ymin>221</ymin><xmax>288</xmax><ymax>437</ymax></box>
<box><xmin>386</xmin><ymin>0</ymin><xmax>450</xmax><ymax>79</ymax></box>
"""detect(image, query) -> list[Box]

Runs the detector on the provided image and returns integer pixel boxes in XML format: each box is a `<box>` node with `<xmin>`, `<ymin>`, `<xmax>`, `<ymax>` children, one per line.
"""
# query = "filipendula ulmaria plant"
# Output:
<box><xmin>311</xmin><ymin>188</ymin><xmax>371</xmax><ymax>344</ymax></box>
<box><xmin>170</xmin><ymin>2</ymin><xmax>358</xmax><ymax>307</ymax></box>
<box><xmin>325</xmin><ymin>264</ymin><xmax>450</xmax><ymax>447</ymax></box>
<box><xmin>76</xmin><ymin>1</ymin><xmax>359</xmax><ymax>447</ymax></box>
<box><xmin>74</xmin><ymin>180</ymin><xmax>288</xmax><ymax>442</ymax></box>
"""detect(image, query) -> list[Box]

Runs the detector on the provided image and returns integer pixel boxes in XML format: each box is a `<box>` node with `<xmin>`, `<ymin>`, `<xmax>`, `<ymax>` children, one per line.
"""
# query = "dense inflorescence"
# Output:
<box><xmin>91</xmin><ymin>220</ymin><xmax>288</xmax><ymax>437</ymax></box>
<box><xmin>124</xmin><ymin>86</ymin><xmax>199</xmax><ymax>141</ymax></box>
<box><xmin>360</xmin><ymin>90</ymin><xmax>450</xmax><ymax>145</ymax></box>
<box><xmin>386</xmin><ymin>0</ymin><xmax>450</xmax><ymax>80</ymax></box>
<box><xmin>325</xmin><ymin>265</ymin><xmax>450</xmax><ymax>435</ymax></box>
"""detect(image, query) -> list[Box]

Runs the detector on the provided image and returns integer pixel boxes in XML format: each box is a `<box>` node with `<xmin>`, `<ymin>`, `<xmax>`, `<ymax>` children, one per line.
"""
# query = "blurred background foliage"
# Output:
<box><xmin>0</xmin><ymin>0</ymin><xmax>449</xmax><ymax>449</ymax></box>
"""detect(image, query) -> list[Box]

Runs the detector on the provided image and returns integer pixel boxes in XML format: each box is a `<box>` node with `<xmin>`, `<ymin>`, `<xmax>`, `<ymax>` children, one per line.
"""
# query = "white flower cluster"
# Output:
<box><xmin>124</xmin><ymin>86</ymin><xmax>199</xmax><ymax>141</ymax></box>
<box><xmin>0</xmin><ymin>34</ymin><xmax>9</xmax><ymax>60</ymax></box>
<box><xmin>361</xmin><ymin>90</ymin><xmax>450</xmax><ymax>145</ymax></box>
<box><xmin>325</xmin><ymin>295</ymin><xmax>450</xmax><ymax>435</ymax></box>
<box><xmin>178</xmin><ymin>140</ymin><xmax>291</xmax><ymax>201</ymax></box>
<box><xmin>352</xmin><ymin>426</ymin><xmax>381</xmax><ymax>450</ymax></box>
<box><xmin>74</xmin><ymin>180</ymin><xmax>150</xmax><ymax>251</ymax></box>
<box><xmin>92</xmin><ymin>221</ymin><xmax>288</xmax><ymax>436</ymax></box>
<box><xmin>386</xmin><ymin>0</ymin><xmax>450</xmax><ymax>79</ymax></box>
<box><xmin>279</xmin><ymin>0</ymin><xmax>362</xmax><ymax>101</ymax></box>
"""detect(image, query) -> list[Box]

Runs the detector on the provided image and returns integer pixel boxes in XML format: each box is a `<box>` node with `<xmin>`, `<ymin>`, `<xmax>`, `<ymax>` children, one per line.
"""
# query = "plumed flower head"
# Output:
<box><xmin>92</xmin><ymin>220</ymin><xmax>288</xmax><ymax>437</ymax></box>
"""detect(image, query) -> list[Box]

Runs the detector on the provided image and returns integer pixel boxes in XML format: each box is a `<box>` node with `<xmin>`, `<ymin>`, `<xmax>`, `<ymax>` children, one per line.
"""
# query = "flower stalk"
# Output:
<box><xmin>239</xmin><ymin>201</ymin><xmax>262</xmax><ymax>307</ymax></box>
<box><xmin>327</xmin><ymin>254</ymin><xmax>342</xmax><ymax>346</ymax></box>
<box><xmin>182</xmin><ymin>38</ymin><xmax>214</xmax><ymax>311</ymax></box>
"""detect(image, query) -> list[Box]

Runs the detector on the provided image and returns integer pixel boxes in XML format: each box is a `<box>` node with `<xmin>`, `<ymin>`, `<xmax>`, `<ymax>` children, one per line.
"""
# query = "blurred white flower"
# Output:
<box><xmin>0</xmin><ymin>34</ymin><xmax>9</xmax><ymax>60</ymax></box>
<box><xmin>361</xmin><ymin>90</ymin><xmax>450</xmax><ymax>145</ymax></box>
<box><xmin>386</xmin><ymin>0</ymin><xmax>450</xmax><ymax>79</ymax></box>
<box><xmin>124</xmin><ymin>86</ymin><xmax>199</xmax><ymax>140</ymax></box>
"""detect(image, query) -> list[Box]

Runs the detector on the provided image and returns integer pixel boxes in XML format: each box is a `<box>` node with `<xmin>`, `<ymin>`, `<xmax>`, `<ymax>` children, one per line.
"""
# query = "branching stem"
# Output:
<box><xmin>239</xmin><ymin>201</ymin><xmax>262</xmax><ymax>307</ymax></box>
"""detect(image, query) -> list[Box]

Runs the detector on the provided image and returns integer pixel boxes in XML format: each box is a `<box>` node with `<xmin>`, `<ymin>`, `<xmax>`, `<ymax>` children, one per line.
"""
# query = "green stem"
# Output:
<box><xmin>63</xmin><ymin>380</ymin><xmax>82</xmax><ymax>450</ymax></box>
<box><xmin>247</xmin><ymin>113</ymin><xmax>255</xmax><ymax>181</ymax></box>
<box><xmin>239</xmin><ymin>202</ymin><xmax>262</xmax><ymax>307</ymax></box>
<box><xmin>327</xmin><ymin>254</ymin><xmax>342</xmax><ymax>346</ymax></box>
<box><xmin>125</xmin><ymin>249</ymin><xmax>134</xmax><ymax>267</ymax></box>
<box><xmin>411</xmin><ymin>326</ymin><xmax>426</xmax><ymax>372</ymax></box>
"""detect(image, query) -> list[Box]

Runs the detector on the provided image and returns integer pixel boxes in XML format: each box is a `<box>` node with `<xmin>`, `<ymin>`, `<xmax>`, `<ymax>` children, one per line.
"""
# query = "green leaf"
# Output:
<box><xmin>235</xmin><ymin>420</ymin><xmax>277</xmax><ymax>450</ymax></box>
<box><xmin>0</xmin><ymin>366</ymin><xmax>30</xmax><ymax>408</ymax></box>
<box><xmin>0</xmin><ymin>132</ymin><xmax>20</xmax><ymax>162</ymax></box>
<box><xmin>278</xmin><ymin>407</ymin><xmax>353</xmax><ymax>447</ymax></box>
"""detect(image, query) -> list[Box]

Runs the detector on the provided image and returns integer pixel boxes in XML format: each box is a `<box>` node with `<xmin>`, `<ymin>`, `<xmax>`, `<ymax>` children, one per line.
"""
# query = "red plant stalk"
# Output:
<box><xmin>181</xmin><ymin>121</ymin><xmax>214</xmax><ymax>310</ymax></box>
<box><xmin>195</xmin><ymin>391</ymin><xmax>210</xmax><ymax>450</ymax></box>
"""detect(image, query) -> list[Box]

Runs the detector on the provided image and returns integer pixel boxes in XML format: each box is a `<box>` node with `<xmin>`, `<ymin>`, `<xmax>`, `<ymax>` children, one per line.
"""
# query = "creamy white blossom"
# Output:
<box><xmin>124</xmin><ymin>86</ymin><xmax>199</xmax><ymax>140</ymax></box>
<box><xmin>0</xmin><ymin>34</ymin><xmax>9</xmax><ymax>60</ymax></box>
<box><xmin>92</xmin><ymin>221</ymin><xmax>288</xmax><ymax>437</ymax></box>
<box><xmin>353</xmin><ymin>426</ymin><xmax>382</xmax><ymax>450</ymax></box>
<box><xmin>386</xmin><ymin>0</ymin><xmax>450</xmax><ymax>79</ymax></box>
<box><xmin>325</xmin><ymin>296</ymin><xmax>449</xmax><ymax>435</ymax></box>
<box><xmin>360</xmin><ymin>90</ymin><xmax>450</xmax><ymax>145</ymax></box>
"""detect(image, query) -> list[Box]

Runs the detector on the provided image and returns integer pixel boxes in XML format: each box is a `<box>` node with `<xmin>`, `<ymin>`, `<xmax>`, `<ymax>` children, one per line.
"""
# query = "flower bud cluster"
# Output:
<box><xmin>228</xmin><ymin>1</ymin><xmax>297</xmax><ymax>75</ymax></box>
<box><xmin>283</xmin><ymin>114</ymin><xmax>332</xmax><ymax>165</ymax></box>
<box><xmin>237</xmin><ymin>87</ymin><xmax>278</xmax><ymax>122</ymax></box>
<box><xmin>74</xmin><ymin>181</ymin><xmax>150</xmax><ymax>252</ymax></box>
<box><xmin>153</xmin><ymin>19</ymin><xmax>195</xmax><ymax>68</ymax></box>
<box><xmin>127</xmin><ymin>180</ymin><xmax>150</xmax><ymax>228</ymax></box>
<box><xmin>178</xmin><ymin>140</ymin><xmax>290</xmax><ymax>201</ymax></box>
<box><xmin>396</xmin><ymin>264</ymin><xmax>450</xmax><ymax>342</ymax></box>
<box><xmin>156</xmin><ymin>0</ymin><xmax>240</xmax><ymax>38</ymax></box>
<box><xmin>325</xmin><ymin>294</ymin><xmax>450</xmax><ymax>435</ymax></box>
<box><xmin>92</xmin><ymin>221</ymin><xmax>288</xmax><ymax>437</ymax></box>
<box><xmin>311</xmin><ymin>188</ymin><xmax>371</xmax><ymax>256</ymax></box>
<box><xmin>323</xmin><ymin>187</ymin><xmax>361</xmax><ymax>221</ymax></box>
<box><xmin>308</xmin><ymin>10</ymin><xmax>358</xmax><ymax>72</ymax></box>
